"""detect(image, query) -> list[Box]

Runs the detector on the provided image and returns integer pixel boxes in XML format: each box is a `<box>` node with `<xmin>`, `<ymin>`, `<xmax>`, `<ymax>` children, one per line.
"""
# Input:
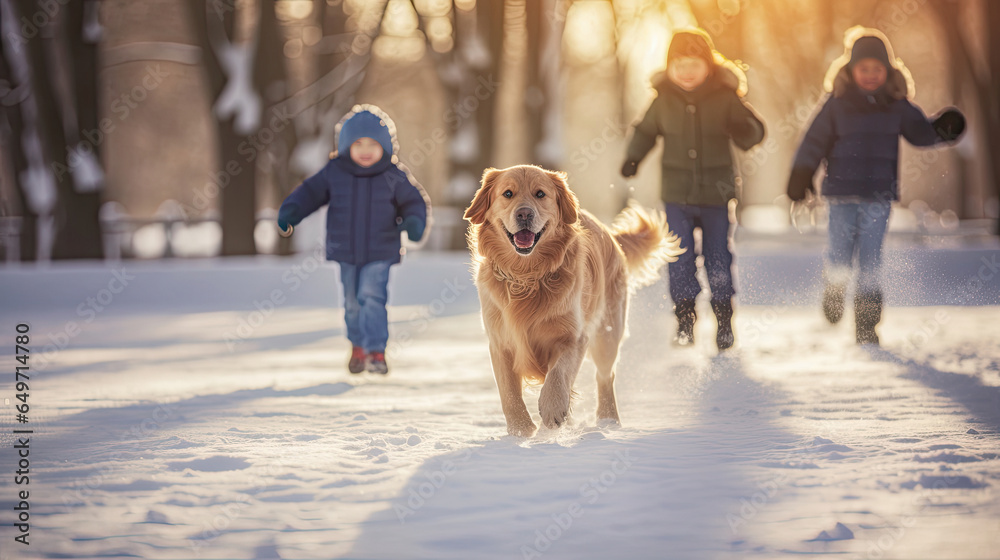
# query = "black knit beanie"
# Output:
<box><xmin>849</xmin><ymin>36</ymin><xmax>891</xmax><ymax>69</ymax></box>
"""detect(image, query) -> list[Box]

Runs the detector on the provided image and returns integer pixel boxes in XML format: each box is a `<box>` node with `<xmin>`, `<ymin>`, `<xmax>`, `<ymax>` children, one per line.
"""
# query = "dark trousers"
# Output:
<box><xmin>664</xmin><ymin>203</ymin><xmax>734</xmax><ymax>304</ymax></box>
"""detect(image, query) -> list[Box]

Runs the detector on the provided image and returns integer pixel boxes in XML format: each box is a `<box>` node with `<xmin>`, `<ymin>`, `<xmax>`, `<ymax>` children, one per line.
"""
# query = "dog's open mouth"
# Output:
<box><xmin>504</xmin><ymin>226</ymin><xmax>544</xmax><ymax>255</ymax></box>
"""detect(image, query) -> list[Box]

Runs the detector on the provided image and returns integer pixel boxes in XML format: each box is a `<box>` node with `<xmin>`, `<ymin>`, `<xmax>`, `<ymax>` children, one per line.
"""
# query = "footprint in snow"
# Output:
<box><xmin>914</xmin><ymin>452</ymin><xmax>982</xmax><ymax>463</ymax></box>
<box><xmin>901</xmin><ymin>473</ymin><xmax>989</xmax><ymax>490</ymax></box>
<box><xmin>927</xmin><ymin>443</ymin><xmax>963</xmax><ymax>450</ymax></box>
<box><xmin>808</xmin><ymin>522</ymin><xmax>854</xmax><ymax>542</ymax></box>
<box><xmin>144</xmin><ymin>510</ymin><xmax>171</xmax><ymax>524</ymax></box>
<box><xmin>167</xmin><ymin>456</ymin><xmax>250</xmax><ymax>472</ymax></box>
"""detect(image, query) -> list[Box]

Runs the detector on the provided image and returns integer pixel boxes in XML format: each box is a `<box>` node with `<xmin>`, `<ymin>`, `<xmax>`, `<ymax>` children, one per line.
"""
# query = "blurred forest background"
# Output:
<box><xmin>1</xmin><ymin>0</ymin><xmax>999</xmax><ymax>261</ymax></box>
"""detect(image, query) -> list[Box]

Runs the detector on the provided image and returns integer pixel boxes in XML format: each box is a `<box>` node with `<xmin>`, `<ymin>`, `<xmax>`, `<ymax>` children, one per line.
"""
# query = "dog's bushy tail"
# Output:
<box><xmin>611</xmin><ymin>201</ymin><xmax>684</xmax><ymax>290</ymax></box>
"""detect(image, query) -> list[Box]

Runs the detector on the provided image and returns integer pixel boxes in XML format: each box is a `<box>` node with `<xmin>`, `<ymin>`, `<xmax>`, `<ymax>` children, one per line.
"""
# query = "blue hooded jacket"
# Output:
<box><xmin>279</xmin><ymin>106</ymin><xmax>429</xmax><ymax>265</ymax></box>
<box><xmin>788</xmin><ymin>33</ymin><xmax>961</xmax><ymax>202</ymax></box>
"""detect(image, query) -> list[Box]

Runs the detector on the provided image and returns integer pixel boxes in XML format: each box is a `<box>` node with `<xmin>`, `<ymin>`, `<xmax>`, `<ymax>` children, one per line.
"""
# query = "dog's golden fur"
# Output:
<box><xmin>465</xmin><ymin>165</ymin><xmax>682</xmax><ymax>436</ymax></box>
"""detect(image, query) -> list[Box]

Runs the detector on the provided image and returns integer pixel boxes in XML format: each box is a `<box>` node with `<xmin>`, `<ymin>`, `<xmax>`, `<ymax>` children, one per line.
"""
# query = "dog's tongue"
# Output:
<box><xmin>513</xmin><ymin>229</ymin><xmax>535</xmax><ymax>249</ymax></box>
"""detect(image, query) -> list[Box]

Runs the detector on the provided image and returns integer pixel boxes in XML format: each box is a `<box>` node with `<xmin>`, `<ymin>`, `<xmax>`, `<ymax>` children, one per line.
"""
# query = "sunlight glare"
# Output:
<box><xmin>563</xmin><ymin>2</ymin><xmax>616</xmax><ymax>65</ymax></box>
<box><xmin>276</xmin><ymin>0</ymin><xmax>313</xmax><ymax>21</ymax></box>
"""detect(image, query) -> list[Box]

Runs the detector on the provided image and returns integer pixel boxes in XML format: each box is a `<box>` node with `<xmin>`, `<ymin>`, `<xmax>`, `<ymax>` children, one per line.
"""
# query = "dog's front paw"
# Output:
<box><xmin>541</xmin><ymin>410</ymin><xmax>568</xmax><ymax>429</ymax></box>
<box><xmin>539</xmin><ymin>390</ymin><xmax>571</xmax><ymax>429</ymax></box>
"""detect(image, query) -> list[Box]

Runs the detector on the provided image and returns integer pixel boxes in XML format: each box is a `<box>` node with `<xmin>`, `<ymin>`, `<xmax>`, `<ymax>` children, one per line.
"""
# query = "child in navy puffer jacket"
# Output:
<box><xmin>278</xmin><ymin>104</ymin><xmax>430</xmax><ymax>373</ymax></box>
<box><xmin>788</xmin><ymin>28</ymin><xmax>964</xmax><ymax>345</ymax></box>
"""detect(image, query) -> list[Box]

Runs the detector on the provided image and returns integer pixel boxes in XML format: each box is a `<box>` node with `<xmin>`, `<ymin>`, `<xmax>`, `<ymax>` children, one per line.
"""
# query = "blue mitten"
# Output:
<box><xmin>277</xmin><ymin>205</ymin><xmax>297</xmax><ymax>237</ymax></box>
<box><xmin>398</xmin><ymin>216</ymin><xmax>425</xmax><ymax>242</ymax></box>
<box><xmin>933</xmin><ymin>108</ymin><xmax>965</xmax><ymax>143</ymax></box>
<box><xmin>787</xmin><ymin>167</ymin><xmax>816</xmax><ymax>202</ymax></box>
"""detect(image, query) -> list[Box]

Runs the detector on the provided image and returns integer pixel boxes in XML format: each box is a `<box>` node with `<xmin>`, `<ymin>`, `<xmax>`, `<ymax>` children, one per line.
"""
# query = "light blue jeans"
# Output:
<box><xmin>826</xmin><ymin>200</ymin><xmax>891</xmax><ymax>293</ymax></box>
<box><xmin>339</xmin><ymin>259</ymin><xmax>393</xmax><ymax>352</ymax></box>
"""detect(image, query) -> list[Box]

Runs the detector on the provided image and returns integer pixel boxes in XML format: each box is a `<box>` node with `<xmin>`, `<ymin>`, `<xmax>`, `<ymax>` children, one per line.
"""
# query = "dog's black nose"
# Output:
<box><xmin>516</xmin><ymin>207</ymin><xmax>534</xmax><ymax>223</ymax></box>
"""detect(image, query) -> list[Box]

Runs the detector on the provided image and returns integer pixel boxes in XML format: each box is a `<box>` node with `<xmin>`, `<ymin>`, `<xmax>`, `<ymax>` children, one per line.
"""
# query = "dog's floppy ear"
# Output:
<box><xmin>465</xmin><ymin>167</ymin><xmax>500</xmax><ymax>225</ymax></box>
<box><xmin>547</xmin><ymin>170</ymin><xmax>579</xmax><ymax>224</ymax></box>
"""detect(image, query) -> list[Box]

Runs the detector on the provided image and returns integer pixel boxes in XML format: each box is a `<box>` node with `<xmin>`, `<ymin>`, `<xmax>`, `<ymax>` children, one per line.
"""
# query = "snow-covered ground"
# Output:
<box><xmin>0</xmin><ymin>237</ymin><xmax>999</xmax><ymax>559</ymax></box>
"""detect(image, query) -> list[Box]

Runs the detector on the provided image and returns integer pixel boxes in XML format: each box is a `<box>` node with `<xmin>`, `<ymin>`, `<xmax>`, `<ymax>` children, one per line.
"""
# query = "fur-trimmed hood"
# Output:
<box><xmin>332</xmin><ymin>103</ymin><xmax>434</xmax><ymax>247</ymax></box>
<box><xmin>824</xmin><ymin>26</ymin><xmax>915</xmax><ymax>100</ymax></box>
<box><xmin>334</xmin><ymin>103</ymin><xmax>401</xmax><ymax>159</ymax></box>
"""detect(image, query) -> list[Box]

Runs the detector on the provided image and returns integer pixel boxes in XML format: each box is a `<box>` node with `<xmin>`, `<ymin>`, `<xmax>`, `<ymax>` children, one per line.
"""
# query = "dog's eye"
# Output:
<box><xmin>503</xmin><ymin>190</ymin><xmax>513</xmax><ymax>198</ymax></box>
<box><xmin>535</xmin><ymin>190</ymin><xmax>545</xmax><ymax>198</ymax></box>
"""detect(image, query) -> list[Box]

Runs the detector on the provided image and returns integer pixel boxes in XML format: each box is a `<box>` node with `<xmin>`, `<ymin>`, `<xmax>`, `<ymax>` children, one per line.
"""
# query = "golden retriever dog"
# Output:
<box><xmin>464</xmin><ymin>165</ymin><xmax>683</xmax><ymax>437</ymax></box>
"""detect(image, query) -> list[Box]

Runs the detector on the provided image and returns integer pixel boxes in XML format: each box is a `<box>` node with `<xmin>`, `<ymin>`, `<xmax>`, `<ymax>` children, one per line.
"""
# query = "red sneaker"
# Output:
<box><xmin>348</xmin><ymin>346</ymin><xmax>366</xmax><ymax>374</ymax></box>
<box><xmin>365</xmin><ymin>352</ymin><xmax>388</xmax><ymax>375</ymax></box>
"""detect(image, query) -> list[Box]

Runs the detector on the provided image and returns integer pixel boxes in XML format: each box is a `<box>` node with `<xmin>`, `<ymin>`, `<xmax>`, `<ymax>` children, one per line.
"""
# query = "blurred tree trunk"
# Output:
<box><xmin>442</xmin><ymin>2</ymin><xmax>491</xmax><ymax>184</ymax></box>
<box><xmin>0</xmin><ymin>18</ymin><xmax>37</xmax><ymax>261</ymax></box>
<box><xmin>54</xmin><ymin>0</ymin><xmax>104</xmax><ymax>260</ymax></box>
<box><xmin>316</xmin><ymin>0</ymin><xmax>350</xmax><ymax>90</ymax></box>
<box><xmin>524</xmin><ymin>0</ymin><xmax>544</xmax><ymax>165</ymax></box>
<box><xmin>818</xmin><ymin>2</ymin><xmax>834</xmax><ymax>47</ymax></box>
<box><xmin>476</xmin><ymin>0</ymin><xmax>502</xmax><ymax>170</ymax></box>
<box><xmin>17</xmin><ymin>0</ymin><xmax>103</xmax><ymax>260</ymax></box>
<box><xmin>315</xmin><ymin>1</ymin><xmax>369</xmax><ymax>128</ymax></box>
<box><xmin>931</xmin><ymin>0</ymin><xmax>1000</xmax><ymax>234</ymax></box>
<box><xmin>990</xmin><ymin>0</ymin><xmax>1000</xmax><ymax>234</ymax></box>
<box><xmin>255</xmin><ymin>0</ymin><xmax>297</xmax><ymax>256</ymax></box>
<box><xmin>532</xmin><ymin>0</ymin><xmax>564</xmax><ymax>171</ymax></box>
<box><xmin>186</xmin><ymin>2</ymin><xmax>257</xmax><ymax>256</ymax></box>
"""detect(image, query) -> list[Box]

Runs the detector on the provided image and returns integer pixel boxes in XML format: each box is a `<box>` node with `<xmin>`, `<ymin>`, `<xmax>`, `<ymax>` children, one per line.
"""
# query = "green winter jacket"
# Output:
<box><xmin>625</xmin><ymin>67</ymin><xmax>765</xmax><ymax>206</ymax></box>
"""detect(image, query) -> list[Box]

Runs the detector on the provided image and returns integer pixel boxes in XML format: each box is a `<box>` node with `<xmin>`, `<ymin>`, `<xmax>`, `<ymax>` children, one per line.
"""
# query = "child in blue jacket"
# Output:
<box><xmin>787</xmin><ymin>28</ymin><xmax>964</xmax><ymax>345</ymax></box>
<box><xmin>278</xmin><ymin>105</ymin><xmax>430</xmax><ymax>373</ymax></box>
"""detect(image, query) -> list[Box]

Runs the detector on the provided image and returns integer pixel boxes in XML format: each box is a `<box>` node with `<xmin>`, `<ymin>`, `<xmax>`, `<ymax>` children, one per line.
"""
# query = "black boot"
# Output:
<box><xmin>673</xmin><ymin>300</ymin><xmax>696</xmax><ymax>347</ymax></box>
<box><xmin>855</xmin><ymin>291</ymin><xmax>882</xmax><ymax>345</ymax></box>
<box><xmin>822</xmin><ymin>282</ymin><xmax>846</xmax><ymax>324</ymax></box>
<box><xmin>712</xmin><ymin>300</ymin><xmax>734</xmax><ymax>351</ymax></box>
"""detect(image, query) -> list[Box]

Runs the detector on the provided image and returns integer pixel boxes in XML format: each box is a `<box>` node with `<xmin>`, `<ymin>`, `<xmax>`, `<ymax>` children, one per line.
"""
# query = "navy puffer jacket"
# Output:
<box><xmin>280</xmin><ymin>154</ymin><xmax>428</xmax><ymax>265</ymax></box>
<box><xmin>788</xmin><ymin>64</ymin><xmax>963</xmax><ymax>201</ymax></box>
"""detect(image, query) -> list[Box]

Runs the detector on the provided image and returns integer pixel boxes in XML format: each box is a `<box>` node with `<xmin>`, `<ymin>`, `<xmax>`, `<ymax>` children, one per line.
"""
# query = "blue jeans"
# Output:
<box><xmin>665</xmin><ymin>203</ymin><xmax>734</xmax><ymax>303</ymax></box>
<box><xmin>826</xmin><ymin>200</ymin><xmax>891</xmax><ymax>293</ymax></box>
<box><xmin>339</xmin><ymin>259</ymin><xmax>393</xmax><ymax>352</ymax></box>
